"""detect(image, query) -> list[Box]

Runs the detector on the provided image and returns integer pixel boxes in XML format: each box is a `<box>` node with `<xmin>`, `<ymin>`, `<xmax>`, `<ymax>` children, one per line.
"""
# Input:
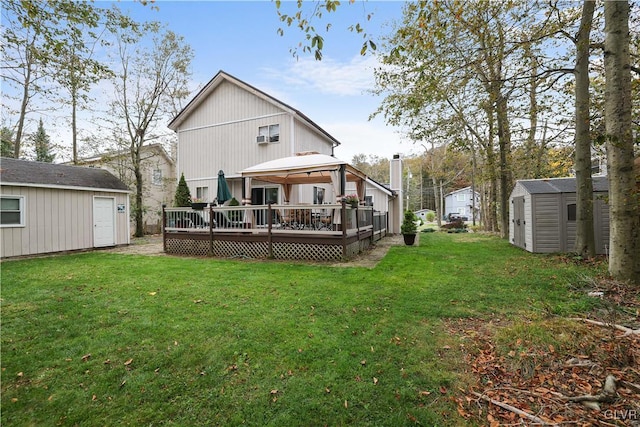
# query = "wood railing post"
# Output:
<box><xmin>209</xmin><ymin>205</ymin><xmax>214</xmax><ymax>256</ymax></box>
<box><xmin>267</xmin><ymin>204</ymin><xmax>273</xmax><ymax>258</ymax></box>
<box><xmin>162</xmin><ymin>204</ymin><xmax>166</xmax><ymax>253</ymax></box>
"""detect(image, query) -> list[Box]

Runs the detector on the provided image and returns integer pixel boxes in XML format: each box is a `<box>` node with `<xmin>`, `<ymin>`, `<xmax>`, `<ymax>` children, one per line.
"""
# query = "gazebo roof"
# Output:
<box><xmin>241</xmin><ymin>153</ymin><xmax>367</xmax><ymax>185</ymax></box>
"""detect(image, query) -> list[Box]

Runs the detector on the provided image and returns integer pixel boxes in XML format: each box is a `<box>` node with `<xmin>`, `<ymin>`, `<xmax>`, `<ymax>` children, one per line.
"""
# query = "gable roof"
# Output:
<box><xmin>444</xmin><ymin>186</ymin><xmax>478</xmax><ymax>197</ymax></box>
<box><xmin>78</xmin><ymin>143</ymin><xmax>174</xmax><ymax>166</ymax></box>
<box><xmin>1</xmin><ymin>157</ymin><xmax>130</xmax><ymax>192</ymax></box>
<box><xmin>517</xmin><ymin>176</ymin><xmax>609</xmax><ymax>194</ymax></box>
<box><xmin>168</xmin><ymin>70</ymin><xmax>341</xmax><ymax>148</ymax></box>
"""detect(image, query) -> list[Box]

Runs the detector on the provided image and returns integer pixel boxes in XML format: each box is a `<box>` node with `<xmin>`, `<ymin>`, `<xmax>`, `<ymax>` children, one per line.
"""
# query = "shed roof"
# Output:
<box><xmin>1</xmin><ymin>157</ymin><xmax>130</xmax><ymax>192</ymax></box>
<box><xmin>518</xmin><ymin>176</ymin><xmax>609</xmax><ymax>194</ymax></box>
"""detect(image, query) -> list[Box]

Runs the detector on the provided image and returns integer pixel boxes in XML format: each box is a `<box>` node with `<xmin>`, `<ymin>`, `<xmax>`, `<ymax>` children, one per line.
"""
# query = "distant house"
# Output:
<box><xmin>76</xmin><ymin>144</ymin><xmax>176</xmax><ymax>234</ymax></box>
<box><xmin>443</xmin><ymin>186</ymin><xmax>480</xmax><ymax>221</ymax></box>
<box><xmin>509</xmin><ymin>176</ymin><xmax>610</xmax><ymax>254</ymax></box>
<box><xmin>1</xmin><ymin>158</ymin><xmax>130</xmax><ymax>258</ymax></box>
<box><xmin>414</xmin><ymin>208</ymin><xmax>435</xmax><ymax>222</ymax></box>
<box><xmin>168</xmin><ymin>70</ymin><xmax>400</xmax><ymax>233</ymax></box>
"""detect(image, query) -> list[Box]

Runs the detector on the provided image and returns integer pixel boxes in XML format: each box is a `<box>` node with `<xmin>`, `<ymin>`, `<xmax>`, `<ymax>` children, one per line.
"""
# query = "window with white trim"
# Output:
<box><xmin>152</xmin><ymin>168</ymin><xmax>163</xmax><ymax>186</ymax></box>
<box><xmin>456</xmin><ymin>193</ymin><xmax>466</xmax><ymax>202</ymax></box>
<box><xmin>258</xmin><ymin>124</ymin><xmax>280</xmax><ymax>143</ymax></box>
<box><xmin>1</xmin><ymin>196</ymin><xmax>25</xmax><ymax>227</ymax></box>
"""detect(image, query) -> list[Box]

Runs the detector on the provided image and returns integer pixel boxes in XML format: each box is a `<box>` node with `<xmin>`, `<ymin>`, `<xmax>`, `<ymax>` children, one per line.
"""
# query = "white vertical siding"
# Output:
<box><xmin>1</xmin><ymin>186</ymin><xmax>129</xmax><ymax>258</ymax></box>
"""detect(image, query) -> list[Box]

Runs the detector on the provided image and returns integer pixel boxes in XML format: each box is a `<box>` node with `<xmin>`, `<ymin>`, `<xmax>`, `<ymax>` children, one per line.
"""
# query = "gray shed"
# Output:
<box><xmin>509</xmin><ymin>176</ymin><xmax>609</xmax><ymax>254</ymax></box>
<box><xmin>1</xmin><ymin>158</ymin><xmax>131</xmax><ymax>258</ymax></box>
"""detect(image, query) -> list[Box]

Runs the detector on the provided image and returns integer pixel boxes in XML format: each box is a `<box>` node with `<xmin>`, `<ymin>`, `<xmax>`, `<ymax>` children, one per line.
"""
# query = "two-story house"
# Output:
<box><xmin>167</xmin><ymin>71</ymin><xmax>399</xmax><ymax>220</ymax></box>
<box><xmin>443</xmin><ymin>186</ymin><xmax>480</xmax><ymax>222</ymax></box>
<box><xmin>76</xmin><ymin>143</ymin><xmax>176</xmax><ymax>234</ymax></box>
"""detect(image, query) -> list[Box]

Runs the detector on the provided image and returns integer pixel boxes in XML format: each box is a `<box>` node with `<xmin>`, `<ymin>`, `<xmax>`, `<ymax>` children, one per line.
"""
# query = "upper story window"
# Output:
<box><xmin>1</xmin><ymin>196</ymin><xmax>25</xmax><ymax>227</ymax></box>
<box><xmin>152</xmin><ymin>168</ymin><xmax>163</xmax><ymax>186</ymax></box>
<box><xmin>456</xmin><ymin>193</ymin><xmax>466</xmax><ymax>202</ymax></box>
<box><xmin>258</xmin><ymin>124</ymin><xmax>280</xmax><ymax>143</ymax></box>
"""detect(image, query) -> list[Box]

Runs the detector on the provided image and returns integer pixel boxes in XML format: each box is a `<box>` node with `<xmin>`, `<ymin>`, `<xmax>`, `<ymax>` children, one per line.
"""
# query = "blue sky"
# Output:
<box><xmin>115</xmin><ymin>0</ymin><xmax>414</xmax><ymax>162</ymax></box>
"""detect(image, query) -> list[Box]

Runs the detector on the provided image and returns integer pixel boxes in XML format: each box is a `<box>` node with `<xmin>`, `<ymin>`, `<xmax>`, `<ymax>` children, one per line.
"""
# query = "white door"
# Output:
<box><xmin>94</xmin><ymin>197</ymin><xmax>115</xmax><ymax>247</ymax></box>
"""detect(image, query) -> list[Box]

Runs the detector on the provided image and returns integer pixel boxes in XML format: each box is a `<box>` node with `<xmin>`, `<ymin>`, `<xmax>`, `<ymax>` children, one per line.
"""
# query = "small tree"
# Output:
<box><xmin>33</xmin><ymin>118</ymin><xmax>55</xmax><ymax>162</ymax></box>
<box><xmin>401</xmin><ymin>210</ymin><xmax>418</xmax><ymax>235</ymax></box>
<box><xmin>1</xmin><ymin>127</ymin><xmax>15</xmax><ymax>158</ymax></box>
<box><xmin>174</xmin><ymin>173</ymin><xmax>191</xmax><ymax>207</ymax></box>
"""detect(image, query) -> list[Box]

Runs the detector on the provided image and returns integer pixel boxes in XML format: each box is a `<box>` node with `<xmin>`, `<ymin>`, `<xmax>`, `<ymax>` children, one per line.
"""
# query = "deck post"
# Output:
<box><xmin>209</xmin><ymin>205</ymin><xmax>214</xmax><ymax>256</ymax></box>
<box><xmin>162</xmin><ymin>204</ymin><xmax>167</xmax><ymax>253</ymax></box>
<box><xmin>341</xmin><ymin>200</ymin><xmax>347</xmax><ymax>259</ymax></box>
<box><xmin>267</xmin><ymin>204</ymin><xmax>273</xmax><ymax>258</ymax></box>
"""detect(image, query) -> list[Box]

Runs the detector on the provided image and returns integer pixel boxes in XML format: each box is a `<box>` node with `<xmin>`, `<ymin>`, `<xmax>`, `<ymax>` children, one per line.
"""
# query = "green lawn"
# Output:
<box><xmin>1</xmin><ymin>233</ymin><xmax>605</xmax><ymax>426</ymax></box>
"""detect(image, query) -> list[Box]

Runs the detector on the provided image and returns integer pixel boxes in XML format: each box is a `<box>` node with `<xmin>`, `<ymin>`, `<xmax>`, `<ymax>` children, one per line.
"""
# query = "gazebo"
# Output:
<box><xmin>162</xmin><ymin>153</ymin><xmax>390</xmax><ymax>261</ymax></box>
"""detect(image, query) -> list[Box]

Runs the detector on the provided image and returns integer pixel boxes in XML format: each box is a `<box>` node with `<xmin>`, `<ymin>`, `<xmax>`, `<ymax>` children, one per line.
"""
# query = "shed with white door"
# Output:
<box><xmin>1</xmin><ymin>157</ymin><xmax>130</xmax><ymax>258</ymax></box>
<box><xmin>509</xmin><ymin>176</ymin><xmax>609</xmax><ymax>254</ymax></box>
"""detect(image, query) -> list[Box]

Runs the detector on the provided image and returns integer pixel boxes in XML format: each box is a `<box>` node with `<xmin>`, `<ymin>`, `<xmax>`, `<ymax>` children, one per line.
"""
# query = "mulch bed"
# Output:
<box><xmin>448</xmin><ymin>278</ymin><xmax>640</xmax><ymax>426</ymax></box>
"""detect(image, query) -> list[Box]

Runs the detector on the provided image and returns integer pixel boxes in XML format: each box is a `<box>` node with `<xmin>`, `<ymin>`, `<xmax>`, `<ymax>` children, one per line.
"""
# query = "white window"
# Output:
<box><xmin>258</xmin><ymin>124</ymin><xmax>280</xmax><ymax>143</ymax></box>
<box><xmin>269</xmin><ymin>124</ymin><xmax>279</xmax><ymax>142</ymax></box>
<box><xmin>1</xmin><ymin>196</ymin><xmax>25</xmax><ymax>227</ymax></box>
<box><xmin>152</xmin><ymin>168</ymin><xmax>163</xmax><ymax>186</ymax></box>
<box><xmin>196</xmin><ymin>187</ymin><xmax>208</xmax><ymax>201</ymax></box>
<box><xmin>456</xmin><ymin>193</ymin><xmax>466</xmax><ymax>202</ymax></box>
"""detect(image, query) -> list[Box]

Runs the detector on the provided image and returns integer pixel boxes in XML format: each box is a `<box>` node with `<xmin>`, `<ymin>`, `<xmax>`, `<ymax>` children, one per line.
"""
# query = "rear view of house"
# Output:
<box><xmin>1</xmin><ymin>158</ymin><xmax>130</xmax><ymax>258</ymax></box>
<box><xmin>509</xmin><ymin>176</ymin><xmax>609</xmax><ymax>254</ymax></box>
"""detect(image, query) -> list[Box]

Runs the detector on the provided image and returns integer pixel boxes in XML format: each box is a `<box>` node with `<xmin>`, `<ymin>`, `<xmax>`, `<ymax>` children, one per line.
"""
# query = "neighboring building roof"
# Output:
<box><xmin>168</xmin><ymin>70</ymin><xmax>341</xmax><ymax>148</ymax></box>
<box><xmin>0</xmin><ymin>157</ymin><xmax>130</xmax><ymax>192</ymax></box>
<box><xmin>76</xmin><ymin>143</ymin><xmax>175</xmax><ymax>166</ymax></box>
<box><xmin>444</xmin><ymin>186</ymin><xmax>478</xmax><ymax>197</ymax></box>
<box><xmin>517</xmin><ymin>176</ymin><xmax>609</xmax><ymax>194</ymax></box>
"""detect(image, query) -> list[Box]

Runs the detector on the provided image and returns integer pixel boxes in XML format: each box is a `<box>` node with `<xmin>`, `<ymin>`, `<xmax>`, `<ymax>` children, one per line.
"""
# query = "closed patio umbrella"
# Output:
<box><xmin>217</xmin><ymin>170</ymin><xmax>232</xmax><ymax>204</ymax></box>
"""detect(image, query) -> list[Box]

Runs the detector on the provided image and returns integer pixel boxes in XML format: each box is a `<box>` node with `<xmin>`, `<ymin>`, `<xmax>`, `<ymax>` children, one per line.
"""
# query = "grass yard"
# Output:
<box><xmin>1</xmin><ymin>232</ymin><xmax>608</xmax><ymax>426</ymax></box>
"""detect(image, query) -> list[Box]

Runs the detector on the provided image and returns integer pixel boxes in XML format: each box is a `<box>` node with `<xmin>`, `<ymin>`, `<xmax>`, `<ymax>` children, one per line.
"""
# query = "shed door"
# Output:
<box><xmin>512</xmin><ymin>196</ymin><xmax>526</xmax><ymax>249</ymax></box>
<box><xmin>94</xmin><ymin>197</ymin><xmax>116</xmax><ymax>247</ymax></box>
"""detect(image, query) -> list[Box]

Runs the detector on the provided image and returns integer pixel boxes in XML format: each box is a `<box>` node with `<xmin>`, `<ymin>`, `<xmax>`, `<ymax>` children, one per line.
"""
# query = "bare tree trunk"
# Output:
<box><xmin>574</xmin><ymin>0</ymin><xmax>596</xmax><ymax>258</ymax></box>
<box><xmin>604</xmin><ymin>0</ymin><xmax>639</xmax><ymax>284</ymax></box>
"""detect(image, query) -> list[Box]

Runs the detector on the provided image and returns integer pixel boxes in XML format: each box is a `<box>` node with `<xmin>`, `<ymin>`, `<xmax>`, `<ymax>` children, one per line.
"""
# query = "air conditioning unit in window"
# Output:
<box><xmin>256</xmin><ymin>135</ymin><xmax>267</xmax><ymax>144</ymax></box>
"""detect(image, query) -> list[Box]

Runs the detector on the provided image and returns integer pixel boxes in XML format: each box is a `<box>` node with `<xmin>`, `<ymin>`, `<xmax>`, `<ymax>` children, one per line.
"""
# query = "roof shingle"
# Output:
<box><xmin>1</xmin><ymin>157</ymin><xmax>130</xmax><ymax>192</ymax></box>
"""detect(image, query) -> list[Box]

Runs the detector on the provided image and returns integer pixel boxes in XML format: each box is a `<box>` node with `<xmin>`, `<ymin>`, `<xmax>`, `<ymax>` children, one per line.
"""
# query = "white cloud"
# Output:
<box><xmin>262</xmin><ymin>54</ymin><xmax>378</xmax><ymax>97</ymax></box>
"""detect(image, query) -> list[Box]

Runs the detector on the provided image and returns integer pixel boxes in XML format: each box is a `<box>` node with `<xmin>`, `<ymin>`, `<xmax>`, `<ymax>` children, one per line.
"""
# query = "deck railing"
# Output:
<box><xmin>162</xmin><ymin>203</ymin><xmax>387</xmax><ymax>260</ymax></box>
<box><xmin>164</xmin><ymin>203</ymin><xmax>377</xmax><ymax>233</ymax></box>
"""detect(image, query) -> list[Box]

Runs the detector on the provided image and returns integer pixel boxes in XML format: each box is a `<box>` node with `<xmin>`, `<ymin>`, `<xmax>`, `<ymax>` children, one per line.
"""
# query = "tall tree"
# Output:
<box><xmin>109</xmin><ymin>24</ymin><xmax>193</xmax><ymax>237</ymax></box>
<box><xmin>2</xmin><ymin>1</ymin><xmax>97</xmax><ymax>158</ymax></box>
<box><xmin>32</xmin><ymin>118</ymin><xmax>55</xmax><ymax>162</ymax></box>
<box><xmin>574</xmin><ymin>1</ymin><xmax>597</xmax><ymax>258</ymax></box>
<box><xmin>603</xmin><ymin>0</ymin><xmax>639</xmax><ymax>284</ymax></box>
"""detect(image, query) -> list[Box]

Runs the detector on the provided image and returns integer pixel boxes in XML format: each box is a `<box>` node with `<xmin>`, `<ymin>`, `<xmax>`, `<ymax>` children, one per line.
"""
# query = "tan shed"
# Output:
<box><xmin>509</xmin><ymin>176</ymin><xmax>609</xmax><ymax>254</ymax></box>
<box><xmin>1</xmin><ymin>158</ymin><xmax>130</xmax><ymax>258</ymax></box>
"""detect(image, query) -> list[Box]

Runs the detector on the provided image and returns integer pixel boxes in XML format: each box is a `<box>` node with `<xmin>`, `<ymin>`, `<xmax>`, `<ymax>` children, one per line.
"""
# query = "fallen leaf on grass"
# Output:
<box><xmin>419</xmin><ymin>390</ymin><xmax>431</xmax><ymax>396</ymax></box>
<box><xmin>148</xmin><ymin>292</ymin><xmax>156</xmax><ymax>296</ymax></box>
<box><xmin>124</xmin><ymin>358</ymin><xmax>133</xmax><ymax>366</ymax></box>
<box><xmin>439</xmin><ymin>386</ymin><xmax>448</xmax><ymax>394</ymax></box>
<box><xmin>81</xmin><ymin>354</ymin><xmax>91</xmax><ymax>362</ymax></box>
<box><xmin>373</xmin><ymin>377</ymin><xmax>378</xmax><ymax>385</ymax></box>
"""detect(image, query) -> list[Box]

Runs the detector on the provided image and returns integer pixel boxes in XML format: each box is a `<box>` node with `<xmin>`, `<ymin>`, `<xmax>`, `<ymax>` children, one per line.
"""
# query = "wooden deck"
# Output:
<box><xmin>162</xmin><ymin>204</ymin><xmax>388</xmax><ymax>261</ymax></box>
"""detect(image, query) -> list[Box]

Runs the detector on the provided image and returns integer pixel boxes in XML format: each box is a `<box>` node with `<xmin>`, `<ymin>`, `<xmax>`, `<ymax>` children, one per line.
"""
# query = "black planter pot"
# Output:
<box><xmin>403</xmin><ymin>233</ymin><xmax>416</xmax><ymax>246</ymax></box>
<box><xmin>191</xmin><ymin>202</ymin><xmax>207</xmax><ymax>210</ymax></box>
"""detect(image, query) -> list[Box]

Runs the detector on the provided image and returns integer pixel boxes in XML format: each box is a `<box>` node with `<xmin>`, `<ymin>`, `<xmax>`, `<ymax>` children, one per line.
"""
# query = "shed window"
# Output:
<box><xmin>456</xmin><ymin>193</ymin><xmax>466</xmax><ymax>202</ymax></box>
<box><xmin>1</xmin><ymin>196</ymin><xmax>25</xmax><ymax>227</ymax></box>
<box><xmin>567</xmin><ymin>204</ymin><xmax>576</xmax><ymax>221</ymax></box>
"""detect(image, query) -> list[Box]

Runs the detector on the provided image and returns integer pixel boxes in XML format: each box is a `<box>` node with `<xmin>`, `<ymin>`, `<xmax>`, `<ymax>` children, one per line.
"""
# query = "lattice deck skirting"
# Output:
<box><xmin>165</xmin><ymin>229</ymin><xmax>383</xmax><ymax>261</ymax></box>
